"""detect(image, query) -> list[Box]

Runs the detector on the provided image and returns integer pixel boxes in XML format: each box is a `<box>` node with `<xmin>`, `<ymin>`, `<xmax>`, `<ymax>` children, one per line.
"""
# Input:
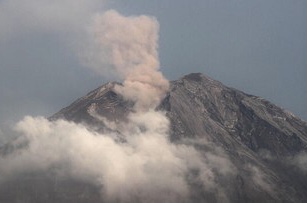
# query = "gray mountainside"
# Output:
<box><xmin>1</xmin><ymin>73</ymin><xmax>307</xmax><ymax>203</ymax></box>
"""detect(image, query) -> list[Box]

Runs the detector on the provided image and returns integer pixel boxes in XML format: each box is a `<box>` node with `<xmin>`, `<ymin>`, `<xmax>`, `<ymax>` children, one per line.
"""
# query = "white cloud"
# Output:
<box><xmin>0</xmin><ymin>107</ymin><xmax>240</xmax><ymax>202</ymax></box>
<box><xmin>0</xmin><ymin>113</ymin><xmax>199</xmax><ymax>202</ymax></box>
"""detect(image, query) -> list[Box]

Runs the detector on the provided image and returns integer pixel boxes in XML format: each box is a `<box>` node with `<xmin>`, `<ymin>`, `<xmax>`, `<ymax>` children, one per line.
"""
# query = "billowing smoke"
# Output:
<box><xmin>84</xmin><ymin>10</ymin><xmax>169</xmax><ymax>110</ymax></box>
<box><xmin>1</xmin><ymin>115</ymin><xmax>191</xmax><ymax>202</ymax></box>
<box><xmin>0</xmin><ymin>113</ymin><xmax>232</xmax><ymax>202</ymax></box>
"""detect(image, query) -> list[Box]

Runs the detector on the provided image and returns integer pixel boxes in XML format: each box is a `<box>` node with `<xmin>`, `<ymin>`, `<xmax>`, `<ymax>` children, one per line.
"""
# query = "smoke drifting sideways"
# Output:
<box><xmin>0</xmin><ymin>10</ymin><xmax>235</xmax><ymax>203</ymax></box>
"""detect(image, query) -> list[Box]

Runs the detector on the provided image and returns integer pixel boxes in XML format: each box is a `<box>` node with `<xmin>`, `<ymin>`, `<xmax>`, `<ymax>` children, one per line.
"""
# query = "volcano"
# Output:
<box><xmin>1</xmin><ymin>73</ymin><xmax>307</xmax><ymax>203</ymax></box>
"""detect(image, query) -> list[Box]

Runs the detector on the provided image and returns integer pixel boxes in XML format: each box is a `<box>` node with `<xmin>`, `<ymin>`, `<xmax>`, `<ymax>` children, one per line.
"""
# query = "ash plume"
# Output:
<box><xmin>85</xmin><ymin>10</ymin><xmax>169</xmax><ymax>110</ymax></box>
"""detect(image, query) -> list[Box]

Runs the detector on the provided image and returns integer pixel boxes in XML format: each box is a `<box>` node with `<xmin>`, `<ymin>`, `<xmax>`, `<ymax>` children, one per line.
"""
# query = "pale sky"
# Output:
<box><xmin>0</xmin><ymin>0</ymin><xmax>306</xmax><ymax>135</ymax></box>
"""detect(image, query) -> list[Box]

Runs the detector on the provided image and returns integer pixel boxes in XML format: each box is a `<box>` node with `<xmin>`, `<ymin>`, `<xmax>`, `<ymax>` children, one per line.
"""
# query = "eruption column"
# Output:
<box><xmin>88</xmin><ymin>10</ymin><xmax>169</xmax><ymax>110</ymax></box>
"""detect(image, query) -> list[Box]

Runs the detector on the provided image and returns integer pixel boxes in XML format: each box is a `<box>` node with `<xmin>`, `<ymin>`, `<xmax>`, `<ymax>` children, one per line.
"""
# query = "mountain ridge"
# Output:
<box><xmin>1</xmin><ymin>72</ymin><xmax>307</xmax><ymax>203</ymax></box>
<box><xmin>52</xmin><ymin>72</ymin><xmax>307</xmax><ymax>156</ymax></box>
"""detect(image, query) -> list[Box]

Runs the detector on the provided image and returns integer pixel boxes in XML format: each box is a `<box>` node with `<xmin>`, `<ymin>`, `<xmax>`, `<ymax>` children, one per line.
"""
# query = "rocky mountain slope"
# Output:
<box><xmin>1</xmin><ymin>73</ymin><xmax>307</xmax><ymax>203</ymax></box>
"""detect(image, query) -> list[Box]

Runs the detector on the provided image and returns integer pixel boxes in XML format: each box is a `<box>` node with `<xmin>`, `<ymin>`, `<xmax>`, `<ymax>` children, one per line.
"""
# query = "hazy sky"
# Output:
<box><xmin>0</xmin><ymin>0</ymin><xmax>306</xmax><ymax>132</ymax></box>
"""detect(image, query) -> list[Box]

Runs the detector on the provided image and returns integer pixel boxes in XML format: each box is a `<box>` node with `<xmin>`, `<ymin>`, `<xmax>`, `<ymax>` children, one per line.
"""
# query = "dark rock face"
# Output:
<box><xmin>1</xmin><ymin>73</ymin><xmax>307</xmax><ymax>202</ymax></box>
<box><xmin>51</xmin><ymin>82</ymin><xmax>133</xmax><ymax>124</ymax></box>
<box><xmin>159</xmin><ymin>73</ymin><xmax>307</xmax><ymax>202</ymax></box>
<box><xmin>165</xmin><ymin>73</ymin><xmax>307</xmax><ymax>156</ymax></box>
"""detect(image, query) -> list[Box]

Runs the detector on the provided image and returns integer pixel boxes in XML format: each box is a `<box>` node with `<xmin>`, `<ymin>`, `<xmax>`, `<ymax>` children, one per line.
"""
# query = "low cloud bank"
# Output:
<box><xmin>0</xmin><ymin>111</ymin><xmax>236</xmax><ymax>202</ymax></box>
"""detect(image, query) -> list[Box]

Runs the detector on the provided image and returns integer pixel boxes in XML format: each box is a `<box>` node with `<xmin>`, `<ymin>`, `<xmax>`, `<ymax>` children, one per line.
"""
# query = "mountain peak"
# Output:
<box><xmin>181</xmin><ymin>72</ymin><xmax>221</xmax><ymax>85</ymax></box>
<box><xmin>51</xmin><ymin>72</ymin><xmax>307</xmax><ymax>157</ymax></box>
<box><xmin>183</xmin><ymin>72</ymin><xmax>212</xmax><ymax>81</ymax></box>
